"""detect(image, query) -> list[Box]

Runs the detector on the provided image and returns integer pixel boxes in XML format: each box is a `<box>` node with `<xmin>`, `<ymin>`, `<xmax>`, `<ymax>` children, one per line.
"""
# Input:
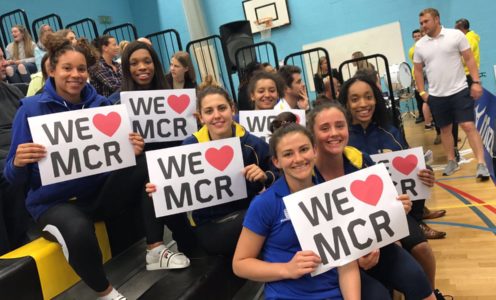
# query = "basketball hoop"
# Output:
<box><xmin>255</xmin><ymin>17</ymin><xmax>273</xmax><ymax>40</ymax></box>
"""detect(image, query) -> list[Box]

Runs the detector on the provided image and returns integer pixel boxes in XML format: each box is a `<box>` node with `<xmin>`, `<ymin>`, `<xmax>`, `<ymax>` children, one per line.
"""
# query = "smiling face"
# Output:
<box><xmin>129</xmin><ymin>48</ymin><xmax>155</xmax><ymax>89</ymax></box>
<box><xmin>251</xmin><ymin>78</ymin><xmax>279</xmax><ymax>110</ymax></box>
<box><xmin>11</xmin><ymin>27</ymin><xmax>22</xmax><ymax>42</ymax></box>
<box><xmin>198</xmin><ymin>93</ymin><xmax>234</xmax><ymax>140</ymax></box>
<box><xmin>313</xmin><ymin>107</ymin><xmax>349</xmax><ymax>157</ymax></box>
<box><xmin>346</xmin><ymin>80</ymin><xmax>376</xmax><ymax>128</ymax></box>
<box><xmin>49</xmin><ymin>50</ymin><xmax>88</xmax><ymax>103</ymax></box>
<box><xmin>272</xmin><ymin>131</ymin><xmax>316</xmax><ymax>186</ymax></box>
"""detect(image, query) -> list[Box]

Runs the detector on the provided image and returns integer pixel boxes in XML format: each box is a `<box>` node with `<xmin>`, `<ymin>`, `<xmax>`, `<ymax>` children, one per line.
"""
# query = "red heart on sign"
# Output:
<box><xmin>295</xmin><ymin>114</ymin><xmax>301</xmax><ymax>124</ymax></box>
<box><xmin>205</xmin><ymin>146</ymin><xmax>234</xmax><ymax>171</ymax></box>
<box><xmin>93</xmin><ymin>112</ymin><xmax>121</xmax><ymax>137</ymax></box>
<box><xmin>350</xmin><ymin>175</ymin><xmax>383</xmax><ymax>206</ymax></box>
<box><xmin>167</xmin><ymin>94</ymin><xmax>190</xmax><ymax>114</ymax></box>
<box><xmin>392</xmin><ymin>155</ymin><xmax>418</xmax><ymax>175</ymax></box>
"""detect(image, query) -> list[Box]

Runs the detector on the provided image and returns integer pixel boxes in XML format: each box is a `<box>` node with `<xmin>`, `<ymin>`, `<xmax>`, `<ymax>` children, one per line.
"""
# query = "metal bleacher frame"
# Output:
<box><xmin>31</xmin><ymin>13</ymin><xmax>63</xmax><ymax>42</ymax></box>
<box><xmin>186</xmin><ymin>35</ymin><xmax>233</xmax><ymax>98</ymax></box>
<box><xmin>103</xmin><ymin>23</ymin><xmax>138</xmax><ymax>44</ymax></box>
<box><xmin>146</xmin><ymin>29</ymin><xmax>183</xmax><ymax>74</ymax></box>
<box><xmin>234</xmin><ymin>41</ymin><xmax>279</xmax><ymax>81</ymax></box>
<box><xmin>66</xmin><ymin>18</ymin><xmax>99</xmax><ymax>41</ymax></box>
<box><xmin>283</xmin><ymin>47</ymin><xmax>336</xmax><ymax>103</ymax></box>
<box><xmin>0</xmin><ymin>9</ymin><xmax>31</xmax><ymax>47</ymax></box>
<box><xmin>339</xmin><ymin>53</ymin><xmax>405</xmax><ymax>140</ymax></box>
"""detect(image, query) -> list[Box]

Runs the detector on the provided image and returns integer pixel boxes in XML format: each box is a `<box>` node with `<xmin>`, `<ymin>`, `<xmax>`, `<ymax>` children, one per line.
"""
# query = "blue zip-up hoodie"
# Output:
<box><xmin>182</xmin><ymin>122</ymin><xmax>276</xmax><ymax>226</ymax></box>
<box><xmin>4</xmin><ymin>79</ymin><xmax>111</xmax><ymax>220</ymax></box>
<box><xmin>348</xmin><ymin>122</ymin><xmax>408</xmax><ymax>155</ymax></box>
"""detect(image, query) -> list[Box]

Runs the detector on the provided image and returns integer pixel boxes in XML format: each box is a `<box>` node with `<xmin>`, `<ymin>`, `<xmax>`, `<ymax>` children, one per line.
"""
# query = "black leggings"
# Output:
<box><xmin>363</xmin><ymin>243</ymin><xmax>432</xmax><ymax>300</ymax></box>
<box><xmin>37</xmin><ymin>156</ymin><xmax>149</xmax><ymax>292</ymax></box>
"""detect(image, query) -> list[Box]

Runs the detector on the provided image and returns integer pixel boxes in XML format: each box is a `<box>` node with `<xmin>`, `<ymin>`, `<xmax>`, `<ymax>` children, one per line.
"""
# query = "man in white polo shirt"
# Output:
<box><xmin>413</xmin><ymin>7</ymin><xmax>489</xmax><ymax>180</ymax></box>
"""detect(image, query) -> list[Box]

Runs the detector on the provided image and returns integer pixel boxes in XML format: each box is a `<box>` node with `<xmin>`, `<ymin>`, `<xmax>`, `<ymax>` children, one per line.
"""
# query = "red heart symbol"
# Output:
<box><xmin>167</xmin><ymin>94</ymin><xmax>190</xmax><ymax>114</ymax></box>
<box><xmin>350</xmin><ymin>175</ymin><xmax>383</xmax><ymax>206</ymax></box>
<box><xmin>392</xmin><ymin>155</ymin><xmax>418</xmax><ymax>175</ymax></box>
<box><xmin>92</xmin><ymin>112</ymin><xmax>121</xmax><ymax>137</ymax></box>
<box><xmin>205</xmin><ymin>146</ymin><xmax>234</xmax><ymax>171</ymax></box>
<box><xmin>295</xmin><ymin>114</ymin><xmax>301</xmax><ymax>124</ymax></box>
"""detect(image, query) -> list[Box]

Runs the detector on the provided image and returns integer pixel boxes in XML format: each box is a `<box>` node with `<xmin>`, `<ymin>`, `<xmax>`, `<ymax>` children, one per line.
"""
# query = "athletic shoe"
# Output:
<box><xmin>454</xmin><ymin>148</ymin><xmax>461</xmax><ymax>163</ymax></box>
<box><xmin>433</xmin><ymin>135</ymin><xmax>441</xmax><ymax>145</ymax></box>
<box><xmin>476</xmin><ymin>163</ymin><xmax>490</xmax><ymax>181</ymax></box>
<box><xmin>97</xmin><ymin>288</ymin><xmax>127</xmax><ymax>300</ymax></box>
<box><xmin>443</xmin><ymin>160</ymin><xmax>460</xmax><ymax>176</ymax></box>
<box><xmin>425</xmin><ymin>123</ymin><xmax>433</xmax><ymax>130</ymax></box>
<box><xmin>146</xmin><ymin>245</ymin><xmax>190</xmax><ymax>270</ymax></box>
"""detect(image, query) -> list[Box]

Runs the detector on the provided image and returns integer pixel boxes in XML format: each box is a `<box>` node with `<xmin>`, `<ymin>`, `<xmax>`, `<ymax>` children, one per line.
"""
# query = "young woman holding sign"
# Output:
<box><xmin>147</xmin><ymin>86</ymin><xmax>276</xmax><ymax>256</ymax></box>
<box><xmin>4</xmin><ymin>34</ymin><xmax>163</xmax><ymax>300</ymax></box>
<box><xmin>338</xmin><ymin>76</ymin><xmax>446</xmax><ymax>296</ymax></box>
<box><xmin>307</xmin><ymin>102</ymin><xmax>436</xmax><ymax>300</ymax></box>
<box><xmin>118</xmin><ymin>41</ymin><xmax>199</xmax><ymax>259</ymax></box>
<box><xmin>233</xmin><ymin>122</ymin><xmax>360</xmax><ymax>300</ymax></box>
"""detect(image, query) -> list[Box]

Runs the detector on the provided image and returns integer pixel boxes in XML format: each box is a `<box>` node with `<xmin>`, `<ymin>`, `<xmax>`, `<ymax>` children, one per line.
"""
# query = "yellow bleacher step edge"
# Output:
<box><xmin>0</xmin><ymin>221</ymin><xmax>112</xmax><ymax>300</ymax></box>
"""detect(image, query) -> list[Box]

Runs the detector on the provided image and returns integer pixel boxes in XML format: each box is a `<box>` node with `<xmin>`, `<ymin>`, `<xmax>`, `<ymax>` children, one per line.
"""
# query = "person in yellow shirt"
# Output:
<box><xmin>455</xmin><ymin>18</ymin><xmax>480</xmax><ymax>85</ymax></box>
<box><xmin>409</xmin><ymin>29</ymin><xmax>426</xmax><ymax>124</ymax></box>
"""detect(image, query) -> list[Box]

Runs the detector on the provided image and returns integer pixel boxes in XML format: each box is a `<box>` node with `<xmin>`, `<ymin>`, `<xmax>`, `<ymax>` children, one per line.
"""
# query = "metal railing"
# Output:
<box><xmin>146</xmin><ymin>29</ymin><xmax>182</xmax><ymax>74</ymax></box>
<box><xmin>0</xmin><ymin>9</ymin><xmax>30</xmax><ymax>46</ymax></box>
<box><xmin>66</xmin><ymin>18</ymin><xmax>99</xmax><ymax>41</ymax></box>
<box><xmin>31</xmin><ymin>14</ymin><xmax>63</xmax><ymax>42</ymax></box>
<box><xmin>103</xmin><ymin>23</ymin><xmax>138</xmax><ymax>44</ymax></box>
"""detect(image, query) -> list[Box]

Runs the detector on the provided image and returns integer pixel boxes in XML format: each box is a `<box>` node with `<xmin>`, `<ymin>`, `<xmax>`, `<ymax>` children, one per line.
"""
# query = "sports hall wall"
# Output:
<box><xmin>2</xmin><ymin>0</ymin><xmax>495</xmax><ymax>93</ymax></box>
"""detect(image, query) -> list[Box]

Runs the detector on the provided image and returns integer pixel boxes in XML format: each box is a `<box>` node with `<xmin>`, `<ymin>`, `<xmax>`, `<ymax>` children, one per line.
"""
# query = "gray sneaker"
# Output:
<box><xmin>443</xmin><ymin>160</ymin><xmax>460</xmax><ymax>176</ymax></box>
<box><xmin>476</xmin><ymin>163</ymin><xmax>490</xmax><ymax>181</ymax></box>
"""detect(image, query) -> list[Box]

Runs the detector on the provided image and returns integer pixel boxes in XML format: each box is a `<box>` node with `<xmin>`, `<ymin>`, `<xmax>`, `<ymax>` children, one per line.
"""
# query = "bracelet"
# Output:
<box><xmin>419</xmin><ymin>91</ymin><xmax>426</xmax><ymax>96</ymax></box>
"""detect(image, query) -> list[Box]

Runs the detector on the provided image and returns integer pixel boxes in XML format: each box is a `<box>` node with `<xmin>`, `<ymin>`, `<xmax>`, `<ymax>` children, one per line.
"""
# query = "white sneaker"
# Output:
<box><xmin>146</xmin><ymin>245</ymin><xmax>190</xmax><ymax>270</ymax></box>
<box><xmin>97</xmin><ymin>288</ymin><xmax>126</xmax><ymax>300</ymax></box>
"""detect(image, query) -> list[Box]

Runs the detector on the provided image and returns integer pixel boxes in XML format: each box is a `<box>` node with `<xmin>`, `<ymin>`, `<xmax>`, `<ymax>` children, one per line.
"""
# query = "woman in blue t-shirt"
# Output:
<box><xmin>233</xmin><ymin>122</ymin><xmax>360</xmax><ymax>300</ymax></box>
<box><xmin>307</xmin><ymin>102</ymin><xmax>436</xmax><ymax>300</ymax></box>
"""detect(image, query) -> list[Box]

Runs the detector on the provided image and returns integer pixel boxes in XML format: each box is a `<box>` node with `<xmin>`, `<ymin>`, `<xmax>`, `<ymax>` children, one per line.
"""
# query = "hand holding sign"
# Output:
<box><xmin>370</xmin><ymin>147</ymin><xmax>431</xmax><ymax>201</ymax></box>
<box><xmin>243</xmin><ymin>164</ymin><xmax>268</xmax><ymax>183</ymax></box>
<box><xmin>13</xmin><ymin>143</ymin><xmax>47</xmax><ymax>167</ymax></box>
<box><xmin>284</xmin><ymin>250</ymin><xmax>321</xmax><ymax>279</ymax></box>
<box><xmin>129</xmin><ymin>132</ymin><xmax>145</xmax><ymax>155</ymax></box>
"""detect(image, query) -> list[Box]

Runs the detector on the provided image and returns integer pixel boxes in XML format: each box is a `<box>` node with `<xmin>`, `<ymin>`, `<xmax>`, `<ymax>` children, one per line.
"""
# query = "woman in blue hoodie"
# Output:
<box><xmin>4</xmin><ymin>33</ymin><xmax>145</xmax><ymax>300</ymax></box>
<box><xmin>339</xmin><ymin>76</ymin><xmax>446</xmax><ymax>298</ymax></box>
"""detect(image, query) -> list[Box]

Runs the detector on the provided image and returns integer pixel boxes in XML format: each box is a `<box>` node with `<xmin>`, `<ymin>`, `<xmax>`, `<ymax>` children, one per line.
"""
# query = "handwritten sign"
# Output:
<box><xmin>146</xmin><ymin>137</ymin><xmax>247</xmax><ymax>217</ymax></box>
<box><xmin>238</xmin><ymin>109</ymin><xmax>306</xmax><ymax>141</ymax></box>
<box><xmin>283</xmin><ymin>164</ymin><xmax>409</xmax><ymax>276</ymax></box>
<box><xmin>120</xmin><ymin>89</ymin><xmax>197</xmax><ymax>143</ymax></box>
<box><xmin>28</xmin><ymin>105</ymin><xmax>136</xmax><ymax>186</ymax></box>
<box><xmin>370</xmin><ymin>147</ymin><xmax>430</xmax><ymax>201</ymax></box>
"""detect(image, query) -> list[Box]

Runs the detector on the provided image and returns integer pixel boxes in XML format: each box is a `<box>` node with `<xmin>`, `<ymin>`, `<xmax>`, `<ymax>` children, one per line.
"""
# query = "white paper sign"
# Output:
<box><xmin>146</xmin><ymin>137</ymin><xmax>248</xmax><ymax>217</ymax></box>
<box><xmin>238</xmin><ymin>109</ymin><xmax>306</xmax><ymax>142</ymax></box>
<box><xmin>120</xmin><ymin>89</ymin><xmax>197</xmax><ymax>143</ymax></box>
<box><xmin>370</xmin><ymin>147</ymin><xmax>430</xmax><ymax>201</ymax></box>
<box><xmin>283</xmin><ymin>164</ymin><xmax>409</xmax><ymax>276</ymax></box>
<box><xmin>28</xmin><ymin>105</ymin><xmax>136</xmax><ymax>186</ymax></box>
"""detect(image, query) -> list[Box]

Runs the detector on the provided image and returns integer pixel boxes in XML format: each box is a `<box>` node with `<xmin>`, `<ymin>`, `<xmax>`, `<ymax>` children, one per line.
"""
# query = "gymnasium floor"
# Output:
<box><xmin>402</xmin><ymin>114</ymin><xmax>496</xmax><ymax>299</ymax></box>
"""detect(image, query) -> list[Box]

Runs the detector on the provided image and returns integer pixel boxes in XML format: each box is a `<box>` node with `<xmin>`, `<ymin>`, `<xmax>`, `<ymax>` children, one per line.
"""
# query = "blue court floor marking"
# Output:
<box><xmin>425</xmin><ymin>220</ymin><xmax>496</xmax><ymax>233</ymax></box>
<box><xmin>436</xmin><ymin>175</ymin><xmax>475</xmax><ymax>181</ymax></box>
<box><xmin>435</xmin><ymin>183</ymin><xmax>496</xmax><ymax>236</ymax></box>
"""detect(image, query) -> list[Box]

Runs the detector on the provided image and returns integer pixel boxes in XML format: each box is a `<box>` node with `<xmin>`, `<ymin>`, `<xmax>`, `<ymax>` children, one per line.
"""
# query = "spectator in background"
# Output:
<box><xmin>276</xmin><ymin>65</ymin><xmax>309</xmax><ymax>110</ymax></box>
<box><xmin>237</xmin><ymin>61</ymin><xmax>263</xmax><ymax>110</ymax></box>
<box><xmin>261</xmin><ymin>62</ymin><xmax>276</xmax><ymax>73</ymax></box>
<box><xmin>323</xmin><ymin>68</ymin><xmax>343</xmax><ymax>100</ymax></box>
<box><xmin>0</xmin><ymin>51</ymin><xmax>31</xmax><ymax>255</ymax></box>
<box><xmin>351</xmin><ymin>51</ymin><xmax>376</xmax><ymax>73</ymax></box>
<box><xmin>34</xmin><ymin>24</ymin><xmax>52</xmax><ymax>71</ymax></box>
<box><xmin>455</xmin><ymin>18</ymin><xmax>480</xmax><ymax>85</ymax></box>
<box><xmin>248</xmin><ymin>70</ymin><xmax>285</xmax><ymax>110</ymax></box>
<box><xmin>89</xmin><ymin>35</ymin><xmax>122</xmax><ymax>97</ymax></box>
<box><xmin>313</xmin><ymin>56</ymin><xmax>329</xmax><ymax>94</ymax></box>
<box><xmin>166</xmin><ymin>51</ymin><xmax>197</xmax><ymax>90</ymax></box>
<box><xmin>115</xmin><ymin>40</ymin><xmax>129</xmax><ymax>64</ymax></box>
<box><xmin>5</xmin><ymin>25</ymin><xmax>37</xmax><ymax>83</ymax></box>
